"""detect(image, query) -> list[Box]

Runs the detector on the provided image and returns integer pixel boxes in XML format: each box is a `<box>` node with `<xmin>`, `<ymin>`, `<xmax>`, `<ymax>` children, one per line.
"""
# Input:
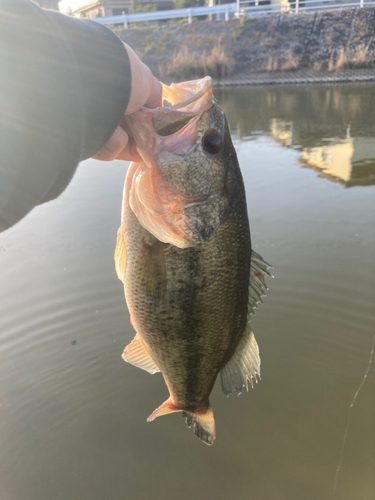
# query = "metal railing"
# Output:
<box><xmin>93</xmin><ymin>3</ymin><xmax>236</xmax><ymax>27</ymax></box>
<box><xmin>92</xmin><ymin>0</ymin><xmax>374</xmax><ymax>28</ymax></box>
<box><xmin>237</xmin><ymin>0</ymin><xmax>375</xmax><ymax>16</ymax></box>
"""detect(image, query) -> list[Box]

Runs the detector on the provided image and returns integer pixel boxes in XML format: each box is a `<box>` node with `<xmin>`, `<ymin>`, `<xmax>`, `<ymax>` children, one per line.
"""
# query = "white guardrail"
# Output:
<box><xmin>93</xmin><ymin>0</ymin><xmax>375</xmax><ymax>28</ymax></box>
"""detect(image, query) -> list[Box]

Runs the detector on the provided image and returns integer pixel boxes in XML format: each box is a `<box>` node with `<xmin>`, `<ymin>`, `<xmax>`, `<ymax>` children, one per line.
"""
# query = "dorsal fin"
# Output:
<box><xmin>248</xmin><ymin>250</ymin><xmax>273</xmax><ymax>316</ymax></box>
<box><xmin>220</xmin><ymin>328</ymin><xmax>261</xmax><ymax>397</ymax></box>
<box><xmin>122</xmin><ymin>334</ymin><xmax>160</xmax><ymax>374</ymax></box>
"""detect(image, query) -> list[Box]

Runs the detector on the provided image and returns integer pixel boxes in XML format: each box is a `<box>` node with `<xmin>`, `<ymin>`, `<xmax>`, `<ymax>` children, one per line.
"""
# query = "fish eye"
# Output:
<box><xmin>202</xmin><ymin>132</ymin><xmax>222</xmax><ymax>155</ymax></box>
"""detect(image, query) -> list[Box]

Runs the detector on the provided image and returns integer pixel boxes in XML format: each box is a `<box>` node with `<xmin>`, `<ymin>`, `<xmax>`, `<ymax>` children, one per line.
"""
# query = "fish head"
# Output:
<box><xmin>125</xmin><ymin>77</ymin><xmax>240</xmax><ymax>248</ymax></box>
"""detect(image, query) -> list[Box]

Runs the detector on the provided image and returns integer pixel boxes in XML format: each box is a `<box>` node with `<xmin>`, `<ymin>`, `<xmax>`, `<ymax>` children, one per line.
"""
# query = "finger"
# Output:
<box><xmin>119</xmin><ymin>117</ymin><xmax>131</xmax><ymax>136</ymax></box>
<box><xmin>92</xmin><ymin>127</ymin><xmax>129</xmax><ymax>161</ymax></box>
<box><xmin>115</xmin><ymin>138</ymin><xmax>142</xmax><ymax>162</ymax></box>
<box><xmin>124</xmin><ymin>44</ymin><xmax>153</xmax><ymax>115</ymax></box>
<box><xmin>144</xmin><ymin>76</ymin><xmax>163</xmax><ymax>110</ymax></box>
<box><xmin>124</xmin><ymin>44</ymin><xmax>162</xmax><ymax>114</ymax></box>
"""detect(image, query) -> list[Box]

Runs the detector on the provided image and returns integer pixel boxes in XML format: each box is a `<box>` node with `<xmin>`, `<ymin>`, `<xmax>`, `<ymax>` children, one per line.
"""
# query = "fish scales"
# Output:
<box><xmin>115</xmin><ymin>77</ymin><xmax>271</xmax><ymax>445</ymax></box>
<box><xmin>122</xmin><ymin>202</ymin><xmax>250</xmax><ymax>411</ymax></box>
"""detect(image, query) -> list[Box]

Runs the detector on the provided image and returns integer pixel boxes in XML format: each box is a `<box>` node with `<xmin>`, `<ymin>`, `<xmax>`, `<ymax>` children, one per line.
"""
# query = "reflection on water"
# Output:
<box><xmin>219</xmin><ymin>84</ymin><xmax>375</xmax><ymax>187</ymax></box>
<box><xmin>270</xmin><ymin>118</ymin><xmax>293</xmax><ymax>148</ymax></box>
<box><xmin>302</xmin><ymin>136</ymin><xmax>375</xmax><ymax>187</ymax></box>
<box><xmin>271</xmin><ymin>119</ymin><xmax>375</xmax><ymax>187</ymax></box>
<box><xmin>0</xmin><ymin>84</ymin><xmax>374</xmax><ymax>500</ymax></box>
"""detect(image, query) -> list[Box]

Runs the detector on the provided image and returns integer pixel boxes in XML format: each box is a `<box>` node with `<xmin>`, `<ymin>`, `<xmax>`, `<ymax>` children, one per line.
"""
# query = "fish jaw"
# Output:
<box><xmin>161</xmin><ymin>76</ymin><xmax>213</xmax><ymax>110</ymax></box>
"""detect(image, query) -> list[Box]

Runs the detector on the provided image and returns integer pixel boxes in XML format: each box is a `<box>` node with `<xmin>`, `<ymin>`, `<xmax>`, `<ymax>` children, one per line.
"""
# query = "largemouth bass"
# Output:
<box><xmin>115</xmin><ymin>77</ymin><xmax>272</xmax><ymax>445</ymax></box>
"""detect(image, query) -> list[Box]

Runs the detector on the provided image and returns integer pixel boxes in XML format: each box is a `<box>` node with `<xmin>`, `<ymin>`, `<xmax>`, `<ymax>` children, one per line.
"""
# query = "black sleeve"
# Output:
<box><xmin>0</xmin><ymin>0</ymin><xmax>132</xmax><ymax>232</ymax></box>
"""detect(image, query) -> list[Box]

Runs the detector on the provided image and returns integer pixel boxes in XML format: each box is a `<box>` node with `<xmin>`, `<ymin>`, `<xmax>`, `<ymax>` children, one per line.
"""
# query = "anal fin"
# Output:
<box><xmin>220</xmin><ymin>328</ymin><xmax>261</xmax><ymax>397</ymax></box>
<box><xmin>122</xmin><ymin>334</ymin><xmax>160</xmax><ymax>374</ymax></box>
<box><xmin>147</xmin><ymin>397</ymin><xmax>182</xmax><ymax>421</ymax></box>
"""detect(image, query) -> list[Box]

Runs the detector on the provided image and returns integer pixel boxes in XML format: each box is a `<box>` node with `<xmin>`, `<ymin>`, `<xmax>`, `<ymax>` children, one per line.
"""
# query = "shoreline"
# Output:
<box><xmin>212</xmin><ymin>67</ymin><xmax>375</xmax><ymax>87</ymax></box>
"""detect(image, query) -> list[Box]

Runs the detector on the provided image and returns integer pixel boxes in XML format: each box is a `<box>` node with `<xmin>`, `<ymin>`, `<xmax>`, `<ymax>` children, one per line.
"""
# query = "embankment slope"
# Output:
<box><xmin>114</xmin><ymin>7</ymin><xmax>375</xmax><ymax>84</ymax></box>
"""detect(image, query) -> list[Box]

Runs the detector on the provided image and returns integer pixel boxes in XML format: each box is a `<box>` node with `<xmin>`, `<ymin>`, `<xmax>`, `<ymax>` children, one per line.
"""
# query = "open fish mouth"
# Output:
<box><xmin>125</xmin><ymin>76</ymin><xmax>214</xmax><ymax>156</ymax></box>
<box><xmin>153</xmin><ymin>76</ymin><xmax>213</xmax><ymax>136</ymax></box>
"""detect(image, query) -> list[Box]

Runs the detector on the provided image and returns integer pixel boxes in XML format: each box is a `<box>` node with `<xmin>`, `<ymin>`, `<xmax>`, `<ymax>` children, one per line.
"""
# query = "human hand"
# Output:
<box><xmin>92</xmin><ymin>43</ymin><xmax>162</xmax><ymax>162</ymax></box>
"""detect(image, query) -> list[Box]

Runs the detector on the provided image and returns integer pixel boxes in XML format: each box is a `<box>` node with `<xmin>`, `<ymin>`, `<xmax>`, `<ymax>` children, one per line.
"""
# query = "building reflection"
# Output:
<box><xmin>301</xmin><ymin>138</ymin><xmax>353</xmax><ymax>184</ymax></box>
<box><xmin>217</xmin><ymin>85</ymin><xmax>375</xmax><ymax>188</ymax></box>
<box><xmin>270</xmin><ymin>119</ymin><xmax>293</xmax><ymax>147</ymax></box>
<box><xmin>269</xmin><ymin>119</ymin><xmax>375</xmax><ymax>187</ymax></box>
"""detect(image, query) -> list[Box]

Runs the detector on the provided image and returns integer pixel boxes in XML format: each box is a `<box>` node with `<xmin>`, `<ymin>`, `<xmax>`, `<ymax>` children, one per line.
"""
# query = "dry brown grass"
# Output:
<box><xmin>327</xmin><ymin>51</ymin><xmax>335</xmax><ymax>72</ymax></box>
<box><xmin>313</xmin><ymin>38</ymin><xmax>374</xmax><ymax>72</ymax></box>
<box><xmin>354</xmin><ymin>17</ymin><xmax>369</xmax><ymax>38</ymax></box>
<box><xmin>280</xmin><ymin>51</ymin><xmax>300</xmax><ymax>71</ymax></box>
<box><xmin>331</xmin><ymin>39</ymin><xmax>373</xmax><ymax>71</ymax></box>
<box><xmin>334</xmin><ymin>49</ymin><xmax>346</xmax><ymax>71</ymax></box>
<box><xmin>167</xmin><ymin>39</ymin><xmax>234</xmax><ymax>79</ymax></box>
<box><xmin>312</xmin><ymin>60</ymin><xmax>324</xmax><ymax>72</ymax></box>
<box><xmin>263</xmin><ymin>50</ymin><xmax>300</xmax><ymax>72</ymax></box>
<box><xmin>343</xmin><ymin>42</ymin><xmax>373</xmax><ymax>68</ymax></box>
<box><xmin>325</xmin><ymin>36</ymin><xmax>333</xmax><ymax>49</ymax></box>
<box><xmin>263</xmin><ymin>56</ymin><xmax>278</xmax><ymax>72</ymax></box>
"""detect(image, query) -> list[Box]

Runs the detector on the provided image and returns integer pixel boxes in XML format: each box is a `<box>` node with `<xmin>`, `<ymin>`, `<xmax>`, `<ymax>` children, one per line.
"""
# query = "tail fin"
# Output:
<box><xmin>183</xmin><ymin>405</ymin><xmax>216</xmax><ymax>446</ymax></box>
<box><xmin>147</xmin><ymin>398</ymin><xmax>216</xmax><ymax>446</ymax></box>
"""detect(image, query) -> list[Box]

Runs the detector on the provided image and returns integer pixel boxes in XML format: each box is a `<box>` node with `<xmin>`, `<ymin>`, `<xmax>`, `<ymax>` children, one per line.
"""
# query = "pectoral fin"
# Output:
<box><xmin>122</xmin><ymin>334</ymin><xmax>160</xmax><ymax>374</ymax></box>
<box><xmin>114</xmin><ymin>229</ymin><xmax>126</xmax><ymax>283</ymax></box>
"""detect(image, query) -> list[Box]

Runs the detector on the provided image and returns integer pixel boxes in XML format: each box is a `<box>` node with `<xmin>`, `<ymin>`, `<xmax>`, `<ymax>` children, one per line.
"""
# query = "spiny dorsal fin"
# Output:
<box><xmin>248</xmin><ymin>250</ymin><xmax>273</xmax><ymax>316</ymax></box>
<box><xmin>122</xmin><ymin>334</ymin><xmax>160</xmax><ymax>374</ymax></box>
<box><xmin>114</xmin><ymin>228</ymin><xmax>126</xmax><ymax>283</ymax></box>
<box><xmin>220</xmin><ymin>328</ymin><xmax>261</xmax><ymax>397</ymax></box>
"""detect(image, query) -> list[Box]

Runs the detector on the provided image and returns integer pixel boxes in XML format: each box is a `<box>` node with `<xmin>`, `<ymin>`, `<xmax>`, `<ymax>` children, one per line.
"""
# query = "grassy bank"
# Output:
<box><xmin>114</xmin><ymin>7</ymin><xmax>375</xmax><ymax>83</ymax></box>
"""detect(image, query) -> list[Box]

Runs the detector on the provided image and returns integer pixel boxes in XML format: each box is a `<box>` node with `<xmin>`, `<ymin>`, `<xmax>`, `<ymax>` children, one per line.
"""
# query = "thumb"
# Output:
<box><xmin>92</xmin><ymin>126</ymin><xmax>129</xmax><ymax>161</ymax></box>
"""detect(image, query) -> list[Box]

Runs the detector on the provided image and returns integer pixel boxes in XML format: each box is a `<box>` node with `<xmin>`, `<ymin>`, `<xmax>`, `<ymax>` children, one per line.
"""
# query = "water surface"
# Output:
<box><xmin>0</xmin><ymin>84</ymin><xmax>374</xmax><ymax>500</ymax></box>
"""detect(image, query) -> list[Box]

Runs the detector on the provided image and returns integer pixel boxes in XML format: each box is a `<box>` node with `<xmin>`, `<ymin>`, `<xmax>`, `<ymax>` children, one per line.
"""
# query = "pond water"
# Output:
<box><xmin>0</xmin><ymin>84</ymin><xmax>374</xmax><ymax>500</ymax></box>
